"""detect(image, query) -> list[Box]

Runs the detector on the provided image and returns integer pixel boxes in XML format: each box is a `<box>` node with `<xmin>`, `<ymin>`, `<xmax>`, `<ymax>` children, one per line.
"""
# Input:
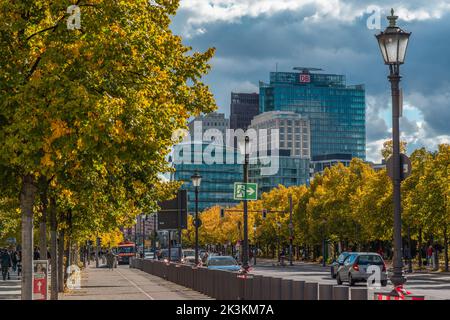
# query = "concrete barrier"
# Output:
<box><xmin>319</xmin><ymin>284</ymin><xmax>334</xmax><ymax>300</ymax></box>
<box><xmin>261</xmin><ymin>277</ymin><xmax>272</xmax><ymax>300</ymax></box>
<box><xmin>270</xmin><ymin>277</ymin><xmax>282</xmax><ymax>300</ymax></box>
<box><xmin>350</xmin><ymin>287</ymin><xmax>368</xmax><ymax>300</ymax></box>
<box><xmin>333</xmin><ymin>286</ymin><xmax>350</xmax><ymax>300</ymax></box>
<box><xmin>292</xmin><ymin>280</ymin><xmax>305</xmax><ymax>300</ymax></box>
<box><xmin>304</xmin><ymin>282</ymin><xmax>318</xmax><ymax>300</ymax></box>
<box><xmin>281</xmin><ymin>279</ymin><xmax>293</xmax><ymax>300</ymax></box>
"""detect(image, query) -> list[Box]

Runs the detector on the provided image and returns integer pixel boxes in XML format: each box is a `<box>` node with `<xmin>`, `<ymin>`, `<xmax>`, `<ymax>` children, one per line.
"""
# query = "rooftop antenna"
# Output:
<box><xmin>293</xmin><ymin>67</ymin><xmax>323</xmax><ymax>74</ymax></box>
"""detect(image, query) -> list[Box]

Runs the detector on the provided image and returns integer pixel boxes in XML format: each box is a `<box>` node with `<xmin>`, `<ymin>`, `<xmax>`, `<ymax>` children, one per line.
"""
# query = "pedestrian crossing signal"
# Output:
<box><xmin>220</xmin><ymin>208</ymin><xmax>225</xmax><ymax>219</ymax></box>
<box><xmin>262</xmin><ymin>209</ymin><xmax>267</xmax><ymax>219</ymax></box>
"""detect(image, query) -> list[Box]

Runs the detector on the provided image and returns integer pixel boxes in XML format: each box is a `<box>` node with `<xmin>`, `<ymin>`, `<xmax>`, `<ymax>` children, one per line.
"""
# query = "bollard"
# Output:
<box><xmin>251</xmin><ymin>275</ymin><xmax>262</xmax><ymax>300</ymax></box>
<box><xmin>319</xmin><ymin>284</ymin><xmax>334</xmax><ymax>300</ymax></box>
<box><xmin>304</xmin><ymin>282</ymin><xmax>319</xmax><ymax>300</ymax></box>
<box><xmin>351</xmin><ymin>287</ymin><xmax>368</xmax><ymax>300</ymax></box>
<box><xmin>333</xmin><ymin>286</ymin><xmax>350</xmax><ymax>300</ymax></box>
<box><xmin>281</xmin><ymin>279</ymin><xmax>293</xmax><ymax>300</ymax></box>
<box><xmin>292</xmin><ymin>280</ymin><xmax>305</xmax><ymax>300</ymax></box>
<box><xmin>270</xmin><ymin>277</ymin><xmax>282</xmax><ymax>300</ymax></box>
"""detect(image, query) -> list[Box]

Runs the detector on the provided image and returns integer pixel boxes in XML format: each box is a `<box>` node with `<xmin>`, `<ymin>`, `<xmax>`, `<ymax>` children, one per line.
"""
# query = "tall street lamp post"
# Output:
<box><xmin>191</xmin><ymin>171</ymin><xmax>202</xmax><ymax>266</ymax></box>
<box><xmin>242</xmin><ymin>136</ymin><xmax>250</xmax><ymax>271</ymax></box>
<box><xmin>153</xmin><ymin>213</ymin><xmax>157</xmax><ymax>259</ymax></box>
<box><xmin>376</xmin><ymin>9</ymin><xmax>411</xmax><ymax>289</ymax></box>
<box><xmin>253</xmin><ymin>223</ymin><xmax>257</xmax><ymax>265</ymax></box>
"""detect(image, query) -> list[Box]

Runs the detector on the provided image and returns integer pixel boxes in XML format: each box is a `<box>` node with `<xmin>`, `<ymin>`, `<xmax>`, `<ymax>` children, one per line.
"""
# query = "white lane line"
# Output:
<box><xmin>114</xmin><ymin>268</ymin><xmax>155</xmax><ymax>300</ymax></box>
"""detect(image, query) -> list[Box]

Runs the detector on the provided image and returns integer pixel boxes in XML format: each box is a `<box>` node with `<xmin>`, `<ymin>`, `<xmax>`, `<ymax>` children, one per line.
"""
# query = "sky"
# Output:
<box><xmin>170</xmin><ymin>0</ymin><xmax>450</xmax><ymax>162</ymax></box>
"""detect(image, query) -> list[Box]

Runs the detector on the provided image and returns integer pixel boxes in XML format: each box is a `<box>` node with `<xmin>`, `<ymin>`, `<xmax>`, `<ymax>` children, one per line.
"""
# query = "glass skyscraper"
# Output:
<box><xmin>259</xmin><ymin>69</ymin><xmax>366</xmax><ymax>159</ymax></box>
<box><xmin>171</xmin><ymin>141</ymin><xmax>243</xmax><ymax>213</ymax></box>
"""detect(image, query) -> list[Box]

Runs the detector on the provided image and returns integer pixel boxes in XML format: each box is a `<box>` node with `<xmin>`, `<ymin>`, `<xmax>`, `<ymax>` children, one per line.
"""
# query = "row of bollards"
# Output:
<box><xmin>130</xmin><ymin>258</ymin><xmax>368</xmax><ymax>300</ymax></box>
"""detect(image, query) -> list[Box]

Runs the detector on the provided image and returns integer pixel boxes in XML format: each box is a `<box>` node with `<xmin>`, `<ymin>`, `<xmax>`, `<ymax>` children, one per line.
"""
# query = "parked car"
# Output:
<box><xmin>336</xmin><ymin>252</ymin><xmax>388</xmax><ymax>286</ymax></box>
<box><xmin>159</xmin><ymin>249</ymin><xmax>182</xmax><ymax>263</ymax></box>
<box><xmin>330</xmin><ymin>252</ymin><xmax>351</xmax><ymax>278</ymax></box>
<box><xmin>183</xmin><ymin>249</ymin><xmax>196</xmax><ymax>258</ymax></box>
<box><xmin>204</xmin><ymin>255</ymin><xmax>241</xmax><ymax>272</ymax></box>
<box><xmin>144</xmin><ymin>252</ymin><xmax>154</xmax><ymax>260</ymax></box>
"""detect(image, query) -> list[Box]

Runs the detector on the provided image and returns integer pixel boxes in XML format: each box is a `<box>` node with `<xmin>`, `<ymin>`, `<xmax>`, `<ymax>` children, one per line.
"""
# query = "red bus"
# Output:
<box><xmin>115</xmin><ymin>241</ymin><xmax>136</xmax><ymax>264</ymax></box>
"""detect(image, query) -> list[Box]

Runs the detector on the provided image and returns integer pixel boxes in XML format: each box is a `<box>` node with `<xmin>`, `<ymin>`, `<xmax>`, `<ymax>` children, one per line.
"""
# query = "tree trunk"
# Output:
<box><xmin>444</xmin><ymin>225</ymin><xmax>449</xmax><ymax>272</ymax></box>
<box><xmin>49</xmin><ymin>197</ymin><xmax>58</xmax><ymax>300</ymax></box>
<box><xmin>418</xmin><ymin>227</ymin><xmax>423</xmax><ymax>268</ymax></box>
<box><xmin>39</xmin><ymin>184</ymin><xmax>48</xmax><ymax>261</ymax></box>
<box><xmin>58</xmin><ymin>230</ymin><xmax>65</xmax><ymax>292</ymax></box>
<box><xmin>20</xmin><ymin>174</ymin><xmax>37</xmax><ymax>300</ymax></box>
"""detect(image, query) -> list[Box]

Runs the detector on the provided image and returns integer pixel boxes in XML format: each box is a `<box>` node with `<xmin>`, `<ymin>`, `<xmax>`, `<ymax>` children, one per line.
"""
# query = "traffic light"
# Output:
<box><xmin>262</xmin><ymin>209</ymin><xmax>267</xmax><ymax>219</ymax></box>
<box><xmin>220</xmin><ymin>208</ymin><xmax>225</xmax><ymax>219</ymax></box>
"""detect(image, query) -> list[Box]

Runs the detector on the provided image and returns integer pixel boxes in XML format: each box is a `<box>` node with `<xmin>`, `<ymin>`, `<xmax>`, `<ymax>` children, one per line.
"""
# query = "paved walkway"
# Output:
<box><xmin>61</xmin><ymin>264</ymin><xmax>211</xmax><ymax>300</ymax></box>
<box><xmin>0</xmin><ymin>271</ymin><xmax>21</xmax><ymax>300</ymax></box>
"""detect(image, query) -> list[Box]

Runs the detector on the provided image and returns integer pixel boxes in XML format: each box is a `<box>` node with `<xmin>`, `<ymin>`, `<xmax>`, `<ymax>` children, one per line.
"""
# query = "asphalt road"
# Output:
<box><xmin>251</xmin><ymin>260</ymin><xmax>450</xmax><ymax>300</ymax></box>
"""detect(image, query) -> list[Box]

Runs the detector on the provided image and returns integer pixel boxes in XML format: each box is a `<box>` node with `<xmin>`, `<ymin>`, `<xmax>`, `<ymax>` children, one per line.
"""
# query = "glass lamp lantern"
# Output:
<box><xmin>376</xmin><ymin>9</ymin><xmax>411</xmax><ymax>65</ymax></box>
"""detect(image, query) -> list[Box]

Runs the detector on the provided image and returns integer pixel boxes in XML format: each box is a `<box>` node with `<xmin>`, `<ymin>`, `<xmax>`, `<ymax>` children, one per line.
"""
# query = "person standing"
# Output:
<box><xmin>33</xmin><ymin>247</ymin><xmax>41</xmax><ymax>260</ymax></box>
<box><xmin>1</xmin><ymin>249</ymin><xmax>12</xmax><ymax>281</ymax></box>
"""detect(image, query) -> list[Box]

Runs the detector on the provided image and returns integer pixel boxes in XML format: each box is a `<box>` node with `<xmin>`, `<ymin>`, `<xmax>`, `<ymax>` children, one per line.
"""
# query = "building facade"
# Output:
<box><xmin>249</xmin><ymin>111</ymin><xmax>311</xmax><ymax>159</ymax></box>
<box><xmin>230</xmin><ymin>92</ymin><xmax>260</xmax><ymax>130</ymax></box>
<box><xmin>188</xmin><ymin>112</ymin><xmax>230</xmax><ymax>140</ymax></box>
<box><xmin>171</xmin><ymin>141</ymin><xmax>243</xmax><ymax>213</ymax></box>
<box><xmin>259</xmin><ymin>69</ymin><xmax>366</xmax><ymax>160</ymax></box>
<box><xmin>247</xmin><ymin>111</ymin><xmax>311</xmax><ymax>193</ymax></box>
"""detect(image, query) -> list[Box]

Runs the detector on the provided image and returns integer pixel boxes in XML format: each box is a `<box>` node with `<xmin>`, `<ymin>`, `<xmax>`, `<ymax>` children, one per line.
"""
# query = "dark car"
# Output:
<box><xmin>159</xmin><ymin>249</ymin><xmax>182</xmax><ymax>263</ymax></box>
<box><xmin>330</xmin><ymin>252</ymin><xmax>351</xmax><ymax>279</ymax></box>
<box><xmin>336</xmin><ymin>252</ymin><xmax>388</xmax><ymax>286</ymax></box>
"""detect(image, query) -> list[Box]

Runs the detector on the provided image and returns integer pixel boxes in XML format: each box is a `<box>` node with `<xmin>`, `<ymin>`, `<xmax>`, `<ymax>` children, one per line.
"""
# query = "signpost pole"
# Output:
<box><xmin>243</xmin><ymin>136</ymin><xmax>250</xmax><ymax>272</ymax></box>
<box><xmin>289</xmin><ymin>195</ymin><xmax>293</xmax><ymax>266</ymax></box>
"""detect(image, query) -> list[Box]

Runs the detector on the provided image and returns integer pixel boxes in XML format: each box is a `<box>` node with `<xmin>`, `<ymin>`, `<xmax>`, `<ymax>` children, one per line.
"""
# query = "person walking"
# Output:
<box><xmin>16</xmin><ymin>251</ymin><xmax>22</xmax><ymax>277</ymax></box>
<box><xmin>426</xmin><ymin>245</ymin><xmax>434</xmax><ymax>269</ymax></box>
<box><xmin>0</xmin><ymin>249</ymin><xmax>12</xmax><ymax>281</ymax></box>
<box><xmin>105</xmin><ymin>250</ymin><xmax>116</xmax><ymax>270</ymax></box>
<box><xmin>11</xmin><ymin>250</ymin><xmax>17</xmax><ymax>273</ymax></box>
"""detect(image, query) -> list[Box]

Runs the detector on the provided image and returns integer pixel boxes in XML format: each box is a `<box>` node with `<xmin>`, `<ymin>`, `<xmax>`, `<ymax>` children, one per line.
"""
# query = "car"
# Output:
<box><xmin>159</xmin><ymin>249</ymin><xmax>182</xmax><ymax>263</ymax></box>
<box><xmin>330</xmin><ymin>252</ymin><xmax>351</xmax><ymax>278</ymax></box>
<box><xmin>181</xmin><ymin>255</ymin><xmax>197</xmax><ymax>265</ymax></box>
<box><xmin>204</xmin><ymin>255</ymin><xmax>241</xmax><ymax>272</ymax></box>
<box><xmin>144</xmin><ymin>252</ymin><xmax>155</xmax><ymax>259</ymax></box>
<box><xmin>336</xmin><ymin>252</ymin><xmax>388</xmax><ymax>286</ymax></box>
<box><xmin>182</xmin><ymin>249</ymin><xmax>196</xmax><ymax>258</ymax></box>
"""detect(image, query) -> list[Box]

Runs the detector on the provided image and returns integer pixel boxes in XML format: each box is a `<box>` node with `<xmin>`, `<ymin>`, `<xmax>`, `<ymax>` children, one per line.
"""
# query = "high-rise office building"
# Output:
<box><xmin>230</xmin><ymin>92</ymin><xmax>260</xmax><ymax>130</ymax></box>
<box><xmin>188</xmin><ymin>112</ymin><xmax>229</xmax><ymax>140</ymax></box>
<box><xmin>259</xmin><ymin>68</ymin><xmax>366</xmax><ymax>160</ymax></box>
<box><xmin>248</xmin><ymin>111</ymin><xmax>311</xmax><ymax>193</ymax></box>
<box><xmin>171</xmin><ymin>141</ymin><xmax>243</xmax><ymax>213</ymax></box>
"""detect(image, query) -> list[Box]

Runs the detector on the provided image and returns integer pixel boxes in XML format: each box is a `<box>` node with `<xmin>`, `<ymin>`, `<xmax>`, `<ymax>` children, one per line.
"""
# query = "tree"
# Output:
<box><xmin>0</xmin><ymin>0</ymin><xmax>216</xmax><ymax>299</ymax></box>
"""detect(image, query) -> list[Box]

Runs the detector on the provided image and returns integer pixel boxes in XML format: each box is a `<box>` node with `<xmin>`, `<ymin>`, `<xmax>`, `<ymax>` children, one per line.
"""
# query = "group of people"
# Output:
<box><xmin>0</xmin><ymin>248</ymin><xmax>21</xmax><ymax>281</ymax></box>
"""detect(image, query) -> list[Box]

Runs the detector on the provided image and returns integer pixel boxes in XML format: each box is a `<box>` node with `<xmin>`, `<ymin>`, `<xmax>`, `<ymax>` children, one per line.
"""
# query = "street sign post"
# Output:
<box><xmin>233</xmin><ymin>183</ymin><xmax>258</xmax><ymax>201</ymax></box>
<box><xmin>387</xmin><ymin>153</ymin><xmax>412</xmax><ymax>181</ymax></box>
<box><xmin>32</xmin><ymin>260</ymin><xmax>48</xmax><ymax>300</ymax></box>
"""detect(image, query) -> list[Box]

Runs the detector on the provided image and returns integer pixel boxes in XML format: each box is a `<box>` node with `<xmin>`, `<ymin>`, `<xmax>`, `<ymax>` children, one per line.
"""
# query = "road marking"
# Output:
<box><xmin>114</xmin><ymin>268</ymin><xmax>155</xmax><ymax>300</ymax></box>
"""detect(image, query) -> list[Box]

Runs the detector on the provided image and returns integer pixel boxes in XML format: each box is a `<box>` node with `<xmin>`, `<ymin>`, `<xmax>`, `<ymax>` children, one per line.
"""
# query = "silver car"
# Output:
<box><xmin>336</xmin><ymin>253</ymin><xmax>388</xmax><ymax>286</ymax></box>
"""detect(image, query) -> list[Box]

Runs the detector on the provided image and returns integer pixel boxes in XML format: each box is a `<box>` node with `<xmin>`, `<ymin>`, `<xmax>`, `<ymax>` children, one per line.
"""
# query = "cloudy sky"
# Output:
<box><xmin>170</xmin><ymin>0</ymin><xmax>450</xmax><ymax>162</ymax></box>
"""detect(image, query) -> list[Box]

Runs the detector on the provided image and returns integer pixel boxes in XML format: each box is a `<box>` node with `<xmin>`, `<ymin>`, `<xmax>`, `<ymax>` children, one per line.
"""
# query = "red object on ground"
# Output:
<box><xmin>374</xmin><ymin>285</ymin><xmax>425</xmax><ymax>300</ymax></box>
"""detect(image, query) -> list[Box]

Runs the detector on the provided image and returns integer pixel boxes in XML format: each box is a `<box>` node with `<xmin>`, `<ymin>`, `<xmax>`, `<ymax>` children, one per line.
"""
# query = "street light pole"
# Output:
<box><xmin>153</xmin><ymin>213</ymin><xmax>157</xmax><ymax>259</ymax></box>
<box><xmin>289</xmin><ymin>194</ymin><xmax>293</xmax><ymax>266</ymax></box>
<box><xmin>376</xmin><ymin>9</ymin><xmax>411</xmax><ymax>289</ymax></box>
<box><xmin>242</xmin><ymin>136</ymin><xmax>250</xmax><ymax>271</ymax></box>
<box><xmin>142</xmin><ymin>214</ymin><xmax>146</xmax><ymax>257</ymax></box>
<box><xmin>253</xmin><ymin>223</ymin><xmax>257</xmax><ymax>265</ymax></box>
<box><xmin>191</xmin><ymin>171</ymin><xmax>202</xmax><ymax>266</ymax></box>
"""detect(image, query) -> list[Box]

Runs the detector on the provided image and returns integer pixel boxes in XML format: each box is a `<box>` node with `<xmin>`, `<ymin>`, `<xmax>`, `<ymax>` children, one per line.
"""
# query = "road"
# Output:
<box><xmin>251</xmin><ymin>259</ymin><xmax>450</xmax><ymax>300</ymax></box>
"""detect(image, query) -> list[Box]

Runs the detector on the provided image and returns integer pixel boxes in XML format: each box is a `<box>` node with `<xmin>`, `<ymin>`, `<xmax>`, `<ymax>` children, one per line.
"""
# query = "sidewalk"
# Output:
<box><xmin>61</xmin><ymin>264</ymin><xmax>212</xmax><ymax>300</ymax></box>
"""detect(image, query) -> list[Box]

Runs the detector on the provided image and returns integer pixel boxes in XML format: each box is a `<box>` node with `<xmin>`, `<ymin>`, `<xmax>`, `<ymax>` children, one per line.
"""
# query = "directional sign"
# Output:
<box><xmin>234</xmin><ymin>183</ymin><xmax>258</xmax><ymax>201</ymax></box>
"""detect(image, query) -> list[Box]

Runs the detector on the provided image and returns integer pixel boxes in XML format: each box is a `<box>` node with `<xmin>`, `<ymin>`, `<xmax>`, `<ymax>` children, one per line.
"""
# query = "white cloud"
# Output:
<box><xmin>179</xmin><ymin>0</ymin><xmax>450</xmax><ymax>29</ymax></box>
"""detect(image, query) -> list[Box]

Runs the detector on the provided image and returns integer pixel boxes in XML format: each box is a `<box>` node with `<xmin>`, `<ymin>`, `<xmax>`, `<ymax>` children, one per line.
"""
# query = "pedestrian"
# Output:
<box><xmin>0</xmin><ymin>249</ymin><xmax>12</xmax><ymax>281</ymax></box>
<box><xmin>33</xmin><ymin>247</ymin><xmax>40</xmax><ymax>260</ymax></box>
<box><xmin>426</xmin><ymin>245</ymin><xmax>433</xmax><ymax>268</ymax></box>
<box><xmin>11</xmin><ymin>250</ymin><xmax>17</xmax><ymax>273</ymax></box>
<box><xmin>16</xmin><ymin>251</ymin><xmax>22</xmax><ymax>277</ymax></box>
<box><xmin>105</xmin><ymin>250</ymin><xmax>115</xmax><ymax>270</ymax></box>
